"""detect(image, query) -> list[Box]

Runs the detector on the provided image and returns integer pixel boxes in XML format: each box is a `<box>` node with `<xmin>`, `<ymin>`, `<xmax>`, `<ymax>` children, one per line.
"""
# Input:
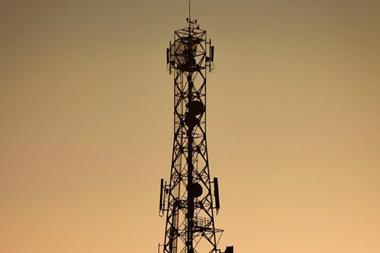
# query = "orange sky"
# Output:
<box><xmin>1</xmin><ymin>1</ymin><xmax>379</xmax><ymax>253</ymax></box>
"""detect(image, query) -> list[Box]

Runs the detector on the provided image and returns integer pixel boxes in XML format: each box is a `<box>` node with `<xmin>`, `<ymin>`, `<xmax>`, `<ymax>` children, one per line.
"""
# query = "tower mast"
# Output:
<box><xmin>159</xmin><ymin>5</ymin><xmax>233</xmax><ymax>253</ymax></box>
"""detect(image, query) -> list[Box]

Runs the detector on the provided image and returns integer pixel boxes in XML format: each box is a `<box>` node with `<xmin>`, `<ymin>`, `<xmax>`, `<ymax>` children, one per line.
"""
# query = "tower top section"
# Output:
<box><xmin>166</xmin><ymin>21</ymin><xmax>214</xmax><ymax>74</ymax></box>
<box><xmin>165</xmin><ymin>0</ymin><xmax>215</xmax><ymax>74</ymax></box>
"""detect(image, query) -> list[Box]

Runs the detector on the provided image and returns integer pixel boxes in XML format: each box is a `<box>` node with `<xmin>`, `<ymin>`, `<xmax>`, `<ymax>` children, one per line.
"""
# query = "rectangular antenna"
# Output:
<box><xmin>214</xmin><ymin>177</ymin><xmax>220</xmax><ymax>210</ymax></box>
<box><xmin>210</xmin><ymin>46</ymin><xmax>214</xmax><ymax>61</ymax></box>
<box><xmin>166</xmin><ymin>48</ymin><xmax>170</xmax><ymax>65</ymax></box>
<box><xmin>159</xmin><ymin>178</ymin><xmax>164</xmax><ymax>211</ymax></box>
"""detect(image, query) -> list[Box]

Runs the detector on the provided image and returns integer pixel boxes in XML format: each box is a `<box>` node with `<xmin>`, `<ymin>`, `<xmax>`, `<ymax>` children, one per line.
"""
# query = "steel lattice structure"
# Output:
<box><xmin>158</xmin><ymin>17</ymin><xmax>233</xmax><ymax>253</ymax></box>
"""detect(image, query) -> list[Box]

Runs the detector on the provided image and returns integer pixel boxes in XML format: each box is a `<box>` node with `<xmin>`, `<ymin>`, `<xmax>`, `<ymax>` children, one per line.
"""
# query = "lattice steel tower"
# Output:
<box><xmin>158</xmin><ymin>4</ymin><xmax>233</xmax><ymax>253</ymax></box>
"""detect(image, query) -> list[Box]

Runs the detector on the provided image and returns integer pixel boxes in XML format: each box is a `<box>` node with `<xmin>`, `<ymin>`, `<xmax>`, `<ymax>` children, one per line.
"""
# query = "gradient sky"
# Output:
<box><xmin>1</xmin><ymin>1</ymin><xmax>379</xmax><ymax>253</ymax></box>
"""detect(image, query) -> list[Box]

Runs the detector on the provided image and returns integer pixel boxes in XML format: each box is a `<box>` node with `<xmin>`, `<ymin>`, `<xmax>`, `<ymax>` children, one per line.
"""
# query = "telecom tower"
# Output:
<box><xmin>158</xmin><ymin>4</ymin><xmax>233</xmax><ymax>253</ymax></box>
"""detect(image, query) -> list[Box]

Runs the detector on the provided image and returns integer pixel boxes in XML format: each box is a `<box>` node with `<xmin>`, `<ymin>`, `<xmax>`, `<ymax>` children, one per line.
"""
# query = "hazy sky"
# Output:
<box><xmin>1</xmin><ymin>1</ymin><xmax>379</xmax><ymax>253</ymax></box>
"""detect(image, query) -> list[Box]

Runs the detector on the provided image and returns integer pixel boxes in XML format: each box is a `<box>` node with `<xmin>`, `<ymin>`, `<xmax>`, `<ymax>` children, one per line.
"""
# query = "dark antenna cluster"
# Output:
<box><xmin>158</xmin><ymin>2</ymin><xmax>233</xmax><ymax>253</ymax></box>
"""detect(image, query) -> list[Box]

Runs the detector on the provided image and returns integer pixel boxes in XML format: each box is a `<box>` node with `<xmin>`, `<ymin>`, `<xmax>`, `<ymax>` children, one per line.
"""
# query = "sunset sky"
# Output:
<box><xmin>1</xmin><ymin>1</ymin><xmax>379</xmax><ymax>253</ymax></box>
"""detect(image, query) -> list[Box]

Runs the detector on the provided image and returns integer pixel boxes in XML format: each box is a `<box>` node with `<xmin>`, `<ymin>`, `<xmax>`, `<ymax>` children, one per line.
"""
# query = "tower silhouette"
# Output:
<box><xmin>159</xmin><ymin>8</ymin><xmax>233</xmax><ymax>253</ymax></box>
